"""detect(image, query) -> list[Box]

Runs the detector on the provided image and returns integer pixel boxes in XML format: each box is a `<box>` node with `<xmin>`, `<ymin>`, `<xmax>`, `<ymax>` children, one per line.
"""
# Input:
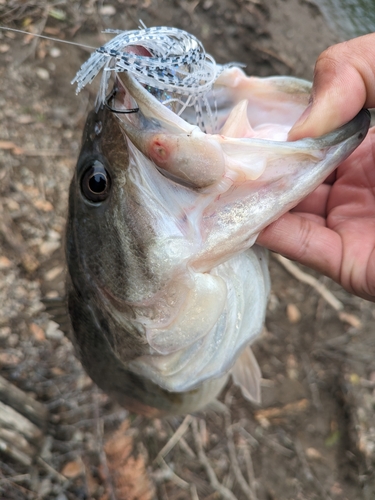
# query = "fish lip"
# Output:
<box><xmin>291</xmin><ymin>108</ymin><xmax>370</xmax><ymax>148</ymax></box>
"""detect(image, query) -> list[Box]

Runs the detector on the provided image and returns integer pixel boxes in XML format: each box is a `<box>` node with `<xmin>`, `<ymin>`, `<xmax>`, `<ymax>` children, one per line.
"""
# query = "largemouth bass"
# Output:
<box><xmin>66</xmin><ymin>27</ymin><xmax>370</xmax><ymax>417</ymax></box>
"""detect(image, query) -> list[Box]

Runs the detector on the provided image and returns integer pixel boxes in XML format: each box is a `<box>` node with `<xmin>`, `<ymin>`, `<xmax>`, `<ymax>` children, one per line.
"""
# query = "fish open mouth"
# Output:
<box><xmin>73</xmin><ymin>27</ymin><xmax>370</xmax><ymax>194</ymax></box>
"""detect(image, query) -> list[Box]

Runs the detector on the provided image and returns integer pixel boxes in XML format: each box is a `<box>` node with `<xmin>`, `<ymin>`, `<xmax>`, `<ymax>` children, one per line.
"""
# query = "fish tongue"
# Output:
<box><xmin>123</xmin><ymin>45</ymin><xmax>152</xmax><ymax>57</ymax></box>
<box><xmin>220</xmin><ymin>99</ymin><xmax>255</xmax><ymax>138</ymax></box>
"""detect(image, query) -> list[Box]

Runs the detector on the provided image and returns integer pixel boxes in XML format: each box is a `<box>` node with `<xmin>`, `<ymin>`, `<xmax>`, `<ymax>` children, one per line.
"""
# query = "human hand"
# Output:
<box><xmin>257</xmin><ymin>34</ymin><xmax>375</xmax><ymax>301</ymax></box>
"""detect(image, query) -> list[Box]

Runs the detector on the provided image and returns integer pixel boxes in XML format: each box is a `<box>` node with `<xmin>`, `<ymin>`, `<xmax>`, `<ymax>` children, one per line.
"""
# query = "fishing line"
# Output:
<box><xmin>1</xmin><ymin>25</ymin><xmax>226</xmax><ymax>131</ymax></box>
<box><xmin>0</xmin><ymin>26</ymin><xmax>96</xmax><ymax>50</ymax></box>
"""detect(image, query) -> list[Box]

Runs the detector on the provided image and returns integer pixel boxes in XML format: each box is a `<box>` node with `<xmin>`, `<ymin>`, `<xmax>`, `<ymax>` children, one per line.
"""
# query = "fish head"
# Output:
<box><xmin>66</xmin><ymin>60</ymin><xmax>370</xmax><ymax>413</ymax></box>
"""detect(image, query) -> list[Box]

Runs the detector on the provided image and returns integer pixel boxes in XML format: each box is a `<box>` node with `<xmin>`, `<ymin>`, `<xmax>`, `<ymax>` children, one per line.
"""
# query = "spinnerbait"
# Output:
<box><xmin>71</xmin><ymin>26</ymin><xmax>224</xmax><ymax>131</ymax></box>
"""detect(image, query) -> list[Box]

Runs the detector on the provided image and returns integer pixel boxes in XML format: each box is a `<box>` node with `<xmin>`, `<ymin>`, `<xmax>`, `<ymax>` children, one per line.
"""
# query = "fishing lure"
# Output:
<box><xmin>71</xmin><ymin>26</ymin><xmax>224</xmax><ymax>131</ymax></box>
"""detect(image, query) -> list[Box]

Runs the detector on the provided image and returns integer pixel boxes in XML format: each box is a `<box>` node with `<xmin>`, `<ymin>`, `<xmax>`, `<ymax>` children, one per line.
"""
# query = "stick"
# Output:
<box><xmin>0</xmin><ymin>375</ymin><xmax>48</xmax><ymax>429</ymax></box>
<box><xmin>224</xmin><ymin>393</ymin><xmax>258</xmax><ymax>500</ymax></box>
<box><xmin>191</xmin><ymin>418</ymin><xmax>237</xmax><ymax>500</ymax></box>
<box><xmin>274</xmin><ymin>254</ymin><xmax>343</xmax><ymax>311</ymax></box>
<box><xmin>0</xmin><ymin>401</ymin><xmax>43</xmax><ymax>444</ymax></box>
<box><xmin>154</xmin><ymin>414</ymin><xmax>193</xmax><ymax>463</ymax></box>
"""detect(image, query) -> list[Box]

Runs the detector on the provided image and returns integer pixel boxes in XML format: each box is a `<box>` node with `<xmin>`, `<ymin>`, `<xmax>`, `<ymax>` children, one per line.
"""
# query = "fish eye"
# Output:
<box><xmin>81</xmin><ymin>160</ymin><xmax>111</xmax><ymax>203</ymax></box>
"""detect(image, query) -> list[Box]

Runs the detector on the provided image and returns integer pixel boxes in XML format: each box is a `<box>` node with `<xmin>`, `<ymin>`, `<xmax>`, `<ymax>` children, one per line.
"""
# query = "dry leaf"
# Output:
<box><xmin>104</xmin><ymin>420</ymin><xmax>155</xmax><ymax>500</ymax></box>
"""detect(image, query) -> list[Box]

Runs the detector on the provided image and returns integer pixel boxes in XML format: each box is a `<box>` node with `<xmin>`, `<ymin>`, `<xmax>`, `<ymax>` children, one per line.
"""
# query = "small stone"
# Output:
<box><xmin>0</xmin><ymin>44</ymin><xmax>10</xmax><ymax>53</ymax></box>
<box><xmin>36</xmin><ymin>68</ymin><xmax>50</xmax><ymax>80</ymax></box>
<box><xmin>0</xmin><ymin>327</ymin><xmax>11</xmax><ymax>338</ymax></box>
<box><xmin>30</xmin><ymin>323</ymin><xmax>46</xmax><ymax>342</ymax></box>
<box><xmin>305</xmin><ymin>447</ymin><xmax>323</xmax><ymax>461</ymax></box>
<box><xmin>48</xmin><ymin>229</ymin><xmax>61</xmax><ymax>242</ymax></box>
<box><xmin>0</xmin><ymin>351</ymin><xmax>22</xmax><ymax>366</ymax></box>
<box><xmin>6</xmin><ymin>199</ymin><xmax>20</xmax><ymax>211</ymax></box>
<box><xmin>99</xmin><ymin>5</ymin><xmax>116</xmax><ymax>15</ymax></box>
<box><xmin>61</xmin><ymin>459</ymin><xmax>84</xmax><ymax>478</ymax></box>
<box><xmin>286</xmin><ymin>354</ymin><xmax>299</xmax><ymax>380</ymax></box>
<box><xmin>44</xmin><ymin>265</ymin><xmax>64</xmax><ymax>281</ymax></box>
<box><xmin>49</xmin><ymin>47</ymin><xmax>61</xmax><ymax>58</ymax></box>
<box><xmin>21</xmin><ymin>254</ymin><xmax>39</xmax><ymax>273</ymax></box>
<box><xmin>286</xmin><ymin>303</ymin><xmax>301</xmax><ymax>323</ymax></box>
<box><xmin>45</xmin><ymin>320</ymin><xmax>63</xmax><ymax>340</ymax></box>
<box><xmin>8</xmin><ymin>333</ymin><xmax>19</xmax><ymax>347</ymax></box>
<box><xmin>0</xmin><ymin>256</ymin><xmax>12</xmax><ymax>270</ymax></box>
<box><xmin>16</xmin><ymin>114</ymin><xmax>34</xmax><ymax>124</ymax></box>
<box><xmin>51</xmin><ymin>366</ymin><xmax>65</xmax><ymax>376</ymax></box>
<box><xmin>39</xmin><ymin>241</ymin><xmax>61</xmax><ymax>257</ymax></box>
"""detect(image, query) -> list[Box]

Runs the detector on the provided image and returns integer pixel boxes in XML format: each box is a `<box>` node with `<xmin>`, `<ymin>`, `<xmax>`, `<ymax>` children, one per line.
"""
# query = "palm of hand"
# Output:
<box><xmin>258</xmin><ymin>128</ymin><xmax>375</xmax><ymax>301</ymax></box>
<box><xmin>323</xmin><ymin>128</ymin><xmax>375</xmax><ymax>299</ymax></box>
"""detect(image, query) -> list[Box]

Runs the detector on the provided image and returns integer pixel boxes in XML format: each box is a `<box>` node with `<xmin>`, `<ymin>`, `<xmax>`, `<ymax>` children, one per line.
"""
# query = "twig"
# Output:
<box><xmin>274</xmin><ymin>254</ymin><xmax>343</xmax><ymax>311</ymax></box>
<box><xmin>294</xmin><ymin>439</ymin><xmax>313</xmax><ymax>482</ymax></box>
<box><xmin>264</xmin><ymin>437</ymin><xmax>294</xmax><ymax>458</ymax></box>
<box><xmin>0</xmin><ymin>377</ymin><xmax>48</xmax><ymax>429</ymax></box>
<box><xmin>179</xmin><ymin>436</ymin><xmax>196</xmax><ymax>458</ymax></box>
<box><xmin>191</xmin><ymin>417</ymin><xmax>237</xmax><ymax>500</ymax></box>
<box><xmin>190</xmin><ymin>483</ymin><xmax>200</xmax><ymax>500</ymax></box>
<box><xmin>36</xmin><ymin>457</ymin><xmax>69</xmax><ymax>484</ymax></box>
<box><xmin>0</xmin><ymin>438</ymin><xmax>32</xmax><ymax>467</ymax></box>
<box><xmin>224</xmin><ymin>393</ymin><xmax>258</xmax><ymax>500</ymax></box>
<box><xmin>241</xmin><ymin>444</ymin><xmax>256</xmax><ymax>494</ymax></box>
<box><xmin>234</xmin><ymin>423</ymin><xmax>259</xmax><ymax>449</ymax></box>
<box><xmin>294</xmin><ymin>440</ymin><xmax>333</xmax><ymax>500</ymax></box>
<box><xmin>153</xmin><ymin>457</ymin><xmax>190</xmax><ymax>490</ymax></box>
<box><xmin>154</xmin><ymin>414</ymin><xmax>193</xmax><ymax>463</ymax></box>
<box><xmin>252</xmin><ymin>44</ymin><xmax>295</xmax><ymax>70</ymax></box>
<box><xmin>301</xmin><ymin>353</ymin><xmax>322</xmax><ymax>411</ymax></box>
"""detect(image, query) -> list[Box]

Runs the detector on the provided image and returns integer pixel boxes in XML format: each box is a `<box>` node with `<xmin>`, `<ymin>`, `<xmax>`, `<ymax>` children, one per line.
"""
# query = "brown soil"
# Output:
<box><xmin>0</xmin><ymin>1</ymin><xmax>374</xmax><ymax>499</ymax></box>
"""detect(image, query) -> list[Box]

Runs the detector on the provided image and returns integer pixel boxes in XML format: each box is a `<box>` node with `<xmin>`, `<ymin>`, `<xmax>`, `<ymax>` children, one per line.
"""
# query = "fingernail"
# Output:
<box><xmin>288</xmin><ymin>102</ymin><xmax>313</xmax><ymax>141</ymax></box>
<box><xmin>290</xmin><ymin>102</ymin><xmax>313</xmax><ymax>132</ymax></box>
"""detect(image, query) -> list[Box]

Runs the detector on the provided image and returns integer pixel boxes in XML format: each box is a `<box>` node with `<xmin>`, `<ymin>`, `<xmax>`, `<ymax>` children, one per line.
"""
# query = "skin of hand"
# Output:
<box><xmin>256</xmin><ymin>34</ymin><xmax>375</xmax><ymax>301</ymax></box>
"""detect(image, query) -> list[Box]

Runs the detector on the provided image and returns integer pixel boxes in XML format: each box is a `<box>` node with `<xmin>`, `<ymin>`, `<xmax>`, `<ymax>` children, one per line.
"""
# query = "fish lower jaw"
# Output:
<box><xmin>127</xmin><ymin>247</ymin><xmax>270</xmax><ymax>395</ymax></box>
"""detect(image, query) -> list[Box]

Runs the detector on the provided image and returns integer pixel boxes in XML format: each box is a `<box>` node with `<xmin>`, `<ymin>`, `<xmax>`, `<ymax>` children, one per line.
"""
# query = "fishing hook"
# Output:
<box><xmin>104</xmin><ymin>87</ymin><xmax>139</xmax><ymax>114</ymax></box>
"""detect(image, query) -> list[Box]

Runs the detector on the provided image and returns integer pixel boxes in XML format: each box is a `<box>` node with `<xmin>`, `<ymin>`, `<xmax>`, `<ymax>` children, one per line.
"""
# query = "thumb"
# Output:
<box><xmin>288</xmin><ymin>34</ymin><xmax>375</xmax><ymax>141</ymax></box>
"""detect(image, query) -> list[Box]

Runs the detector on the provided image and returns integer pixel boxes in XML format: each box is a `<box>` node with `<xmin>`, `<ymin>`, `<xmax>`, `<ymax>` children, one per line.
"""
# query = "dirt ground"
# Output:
<box><xmin>1</xmin><ymin>1</ymin><xmax>375</xmax><ymax>499</ymax></box>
